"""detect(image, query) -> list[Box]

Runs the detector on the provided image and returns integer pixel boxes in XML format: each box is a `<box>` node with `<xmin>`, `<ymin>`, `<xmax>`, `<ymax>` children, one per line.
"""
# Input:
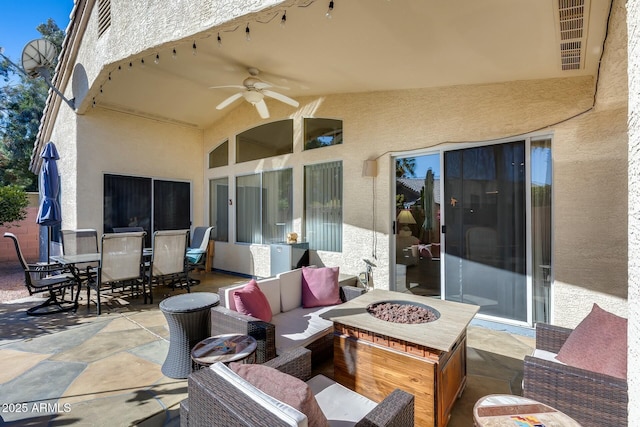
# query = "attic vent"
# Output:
<box><xmin>98</xmin><ymin>0</ymin><xmax>111</xmax><ymax>38</ymax></box>
<box><xmin>557</xmin><ymin>0</ymin><xmax>585</xmax><ymax>70</ymax></box>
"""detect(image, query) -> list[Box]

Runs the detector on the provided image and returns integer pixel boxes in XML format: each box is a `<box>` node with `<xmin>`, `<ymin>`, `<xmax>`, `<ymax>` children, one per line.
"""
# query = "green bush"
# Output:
<box><xmin>0</xmin><ymin>185</ymin><xmax>29</xmax><ymax>227</ymax></box>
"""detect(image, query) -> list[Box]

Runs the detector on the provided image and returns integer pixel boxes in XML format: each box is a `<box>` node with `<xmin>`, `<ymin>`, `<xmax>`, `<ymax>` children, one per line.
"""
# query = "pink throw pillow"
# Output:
<box><xmin>233</xmin><ymin>279</ymin><xmax>272</xmax><ymax>322</ymax></box>
<box><xmin>556</xmin><ymin>303</ymin><xmax>627</xmax><ymax>379</ymax></box>
<box><xmin>230</xmin><ymin>363</ymin><xmax>329</xmax><ymax>427</ymax></box>
<box><xmin>301</xmin><ymin>266</ymin><xmax>341</xmax><ymax>308</ymax></box>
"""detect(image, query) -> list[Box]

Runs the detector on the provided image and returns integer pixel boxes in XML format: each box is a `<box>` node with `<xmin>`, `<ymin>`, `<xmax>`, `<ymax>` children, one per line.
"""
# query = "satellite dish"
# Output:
<box><xmin>21</xmin><ymin>39</ymin><xmax>58</xmax><ymax>79</ymax></box>
<box><xmin>19</xmin><ymin>38</ymin><xmax>75</xmax><ymax>110</ymax></box>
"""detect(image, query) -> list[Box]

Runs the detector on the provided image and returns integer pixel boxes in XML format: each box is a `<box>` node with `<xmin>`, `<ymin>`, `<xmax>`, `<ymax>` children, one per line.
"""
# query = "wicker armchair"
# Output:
<box><xmin>523</xmin><ymin>323</ymin><xmax>628</xmax><ymax>427</ymax></box>
<box><xmin>180</xmin><ymin>347</ymin><xmax>414</xmax><ymax>427</ymax></box>
<box><xmin>210</xmin><ymin>284</ymin><xmax>365</xmax><ymax>365</ymax></box>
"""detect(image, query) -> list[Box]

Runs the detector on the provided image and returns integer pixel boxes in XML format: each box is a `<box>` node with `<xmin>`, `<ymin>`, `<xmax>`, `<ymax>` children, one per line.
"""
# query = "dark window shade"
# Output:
<box><xmin>154</xmin><ymin>180</ymin><xmax>191</xmax><ymax>231</ymax></box>
<box><xmin>104</xmin><ymin>174</ymin><xmax>191</xmax><ymax>247</ymax></box>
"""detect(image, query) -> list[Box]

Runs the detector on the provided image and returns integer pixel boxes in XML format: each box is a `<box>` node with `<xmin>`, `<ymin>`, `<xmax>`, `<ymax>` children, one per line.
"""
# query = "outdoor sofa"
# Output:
<box><xmin>210</xmin><ymin>267</ymin><xmax>362</xmax><ymax>364</ymax></box>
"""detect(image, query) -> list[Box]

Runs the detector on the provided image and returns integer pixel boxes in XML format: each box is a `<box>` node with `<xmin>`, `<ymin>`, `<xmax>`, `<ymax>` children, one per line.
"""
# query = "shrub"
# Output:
<box><xmin>0</xmin><ymin>185</ymin><xmax>29</xmax><ymax>227</ymax></box>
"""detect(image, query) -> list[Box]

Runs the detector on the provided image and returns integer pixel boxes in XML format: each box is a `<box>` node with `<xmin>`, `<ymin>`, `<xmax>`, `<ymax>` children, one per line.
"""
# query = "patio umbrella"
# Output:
<box><xmin>422</xmin><ymin>169</ymin><xmax>434</xmax><ymax>241</ymax></box>
<box><xmin>36</xmin><ymin>141</ymin><xmax>62</xmax><ymax>262</ymax></box>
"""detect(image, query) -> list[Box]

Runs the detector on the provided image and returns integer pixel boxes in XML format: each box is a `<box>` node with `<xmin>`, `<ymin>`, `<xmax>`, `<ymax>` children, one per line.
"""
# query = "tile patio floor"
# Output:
<box><xmin>0</xmin><ymin>270</ymin><xmax>535</xmax><ymax>426</ymax></box>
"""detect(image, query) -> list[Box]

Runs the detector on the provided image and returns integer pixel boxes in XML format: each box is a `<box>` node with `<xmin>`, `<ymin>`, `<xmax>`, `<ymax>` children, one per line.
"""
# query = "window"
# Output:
<box><xmin>236</xmin><ymin>169</ymin><xmax>293</xmax><ymax>244</ymax></box>
<box><xmin>209</xmin><ymin>140</ymin><xmax>229</xmax><ymax>168</ymax></box>
<box><xmin>209</xmin><ymin>177</ymin><xmax>229</xmax><ymax>242</ymax></box>
<box><xmin>304</xmin><ymin>161</ymin><xmax>342</xmax><ymax>251</ymax></box>
<box><xmin>103</xmin><ymin>174</ymin><xmax>191</xmax><ymax>247</ymax></box>
<box><xmin>304</xmin><ymin>118</ymin><xmax>343</xmax><ymax>150</ymax></box>
<box><xmin>236</xmin><ymin>120</ymin><xmax>293</xmax><ymax>163</ymax></box>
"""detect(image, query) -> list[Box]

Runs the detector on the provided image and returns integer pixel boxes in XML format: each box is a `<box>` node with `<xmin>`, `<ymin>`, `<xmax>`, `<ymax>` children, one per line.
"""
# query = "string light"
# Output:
<box><xmin>128</xmin><ymin>61</ymin><xmax>133</xmax><ymax>70</ymax></box>
<box><xmin>92</xmin><ymin>97</ymin><xmax>96</xmax><ymax>107</ymax></box>
<box><xmin>245</xmin><ymin>24</ymin><xmax>251</xmax><ymax>41</ymax></box>
<box><xmin>192</xmin><ymin>41</ymin><xmax>197</xmax><ymax>55</ymax></box>
<box><xmin>100</xmin><ymin>85</ymin><xmax>103</xmax><ymax>94</ymax></box>
<box><xmin>217</xmin><ymin>32</ymin><xmax>222</xmax><ymax>47</ymax></box>
<box><xmin>172</xmin><ymin>48</ymin><xmax>177</xmax><ymax>59</ymax></box>
<box><xmin>108</xmin><ymin>72</ymin><xmax>111</xmax><ymax>80</ymax></box>
<box><xmin>280</xmin><ymin>11</ymin><xmax>287</xmax><ymax>27</ymax></box>
<box><xmin>154</xmin><ymin>54</ymin><xmax>160</xmax><ymax>64</ymax></box>
<box><xmin>326</xmin><ymin>1</ymin><xmax>334</xmax><ymax>19</ymax></box>
<box><xmin>140</xmin><ymin>58</ymin><xmax>145</xmax><ymax>67</ymax></box>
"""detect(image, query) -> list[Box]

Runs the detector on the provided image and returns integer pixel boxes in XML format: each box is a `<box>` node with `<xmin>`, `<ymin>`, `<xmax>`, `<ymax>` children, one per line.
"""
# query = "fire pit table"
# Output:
<box><xmin>321</xmin><ymin>289</ymin><xmax>479</xmax><ymax>427</ymax></box>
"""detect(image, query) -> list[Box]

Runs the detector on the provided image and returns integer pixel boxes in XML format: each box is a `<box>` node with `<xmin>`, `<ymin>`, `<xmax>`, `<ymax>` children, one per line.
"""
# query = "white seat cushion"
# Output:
<box><xmin>271</xmin><ymin>306</ymin><xmax>335</xmax><ymax>354</ymax></box>
<box><xmin>306</xmin><ymin>375</ymin><xmax>377</xmax><ymax>426</ymax></box>
<box><xmin>211</xmin><ymin>362</ymin><xmax>308</xmax><ymax>427</ymax></box>
<box><xmin>532</xmin><ymin>349</ymin><xmax>566</xmax><ymax>365</ymax></box>
<box><xmin>279</xmin><ymin>268</ymin><xmax>303</xmax><ymax>312</ymax></box>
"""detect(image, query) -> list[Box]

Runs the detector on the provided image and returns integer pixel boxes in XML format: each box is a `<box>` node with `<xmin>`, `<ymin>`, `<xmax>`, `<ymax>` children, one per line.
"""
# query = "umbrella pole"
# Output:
<box><xmin>47</xmin><ymin>227</ymin><xmax>51</xmax><ymax>263</ymax></box>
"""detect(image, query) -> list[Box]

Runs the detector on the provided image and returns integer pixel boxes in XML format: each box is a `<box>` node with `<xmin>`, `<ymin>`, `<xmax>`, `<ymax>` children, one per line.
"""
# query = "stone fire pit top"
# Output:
<box><xmin>366</xmin><ymin>300</ymin><xmax>440</xmax><ymax>324</ymax></box>
<box><xmin>321</xmin><ymin>289</ymin><xmax>479</xmax><ymax>352</ymax></box>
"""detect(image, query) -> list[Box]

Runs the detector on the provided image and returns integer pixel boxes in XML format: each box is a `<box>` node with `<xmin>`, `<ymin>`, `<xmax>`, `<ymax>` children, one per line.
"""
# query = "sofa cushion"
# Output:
<box><xmin>271</xmin><ymin>306</ymin><xmax>335</xmax><ymax>354</ymax></box>
<box><xmin>226</xmin><ymin>277</ymin><xmax>281</xmax><ymax>316</ymax></box>
<box><xmin>233</xmin><ymin>279</ymin><xmax>273</xmax><ymax>322</ymax></box>
<box><xmin>211</xmin><ymin>362</ymin><xmax>306</xmax><ymax>426</ymax></box>
<box><xmin>230</xmin><ymin>363</ymin><xmax>329</xmax><ymax>427</ymax></box>
<box><xmin>302</xmin><ymin>267</ymin><xmax>341</xmax><ymax>308</ymax></box>
<box><xmin>556</xmin><ymin>303</ymin><xmax>627</xmax><ymax>379</ymax></box>
<box><xmin>307</xmin><ymin>374</ymin><xmax>377</xmax><ymax>425</ymax></box>
<box><xmin>280</xmin><ymin>268</ymin><xmax>303</xmax><ymax>312</ymax></box>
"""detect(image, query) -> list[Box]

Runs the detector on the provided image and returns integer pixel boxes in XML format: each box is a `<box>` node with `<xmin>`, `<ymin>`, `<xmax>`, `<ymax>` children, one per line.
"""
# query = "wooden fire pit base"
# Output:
<box><xmin>333</xmin><ymin>322</ymin><xmax>467</xmax><ymax>427</ymax></box>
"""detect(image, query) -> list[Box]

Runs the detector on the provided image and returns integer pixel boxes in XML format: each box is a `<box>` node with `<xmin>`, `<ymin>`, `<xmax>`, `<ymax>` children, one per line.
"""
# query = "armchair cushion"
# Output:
<box><xmin>302</xmin><ymin>266</ymin><xmax>341</xmax><ymax>308</ymax></box>
<box><xmin>233</xmin><ymin>279</ymin><xmax>273</xmax><ymax>322</ymax></box>
<box><xmin>230</xmin><ymin>362</ymin><xmax>329</xmax><ymax>427</ymax></box>
<box><xmin>556</xmin><ymin>303</ymin><xmax>627</xmax><ymax>379</ymax></box>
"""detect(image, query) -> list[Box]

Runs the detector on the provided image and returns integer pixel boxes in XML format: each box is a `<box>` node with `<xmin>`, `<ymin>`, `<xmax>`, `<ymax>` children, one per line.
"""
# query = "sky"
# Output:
<box><xmin>0</xmin><ymin>0</ymin><xmax>74</xmax><ymax>84</ymax></box>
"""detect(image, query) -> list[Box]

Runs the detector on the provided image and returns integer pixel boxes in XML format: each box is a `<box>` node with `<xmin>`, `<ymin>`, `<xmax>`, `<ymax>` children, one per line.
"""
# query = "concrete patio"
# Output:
<box><xmin>0</xmin><ymin>270</ymin><xmax>534</xmax><ymax>426</ymax></box>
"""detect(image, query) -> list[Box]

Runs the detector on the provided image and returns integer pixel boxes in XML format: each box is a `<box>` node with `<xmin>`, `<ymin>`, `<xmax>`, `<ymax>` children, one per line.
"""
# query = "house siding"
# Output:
<box><xmin>627</xmin><ymin>0</ymin><xmax>639</xmax><ymax>420</ymax></box>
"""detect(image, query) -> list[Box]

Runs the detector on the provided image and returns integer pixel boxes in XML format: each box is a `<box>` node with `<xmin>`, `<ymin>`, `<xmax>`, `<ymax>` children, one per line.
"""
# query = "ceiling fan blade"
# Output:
<box><xmin>216</xmin><ymin>92</ymin><xmax>243</xmax><ymax>110</ymax></box>
<box><xmin>253</xmin><ymin>81</ymin><xmax>272</xmax><ymax>90</ymax></box>
<box><xmin>255</xmin><ymin>99</ymin><xmax>270</xmax><ymax>119</ymax></box>
<box><xmin>209</xmin><ymin>84</ymin><xmax>245</xmax><ymax>90</ymax></box>
<box><xmin>262</xmin><ymin>90</ymin><xmax>299</xmax><ymax>108</ymax></box>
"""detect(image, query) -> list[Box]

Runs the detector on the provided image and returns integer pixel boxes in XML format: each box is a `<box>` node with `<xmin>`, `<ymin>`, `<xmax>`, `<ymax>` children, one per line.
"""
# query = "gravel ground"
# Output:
<box><xmin>0</xmin><ymin>261</ymin><xmax>30</xmax><ymax>303</ymax></box>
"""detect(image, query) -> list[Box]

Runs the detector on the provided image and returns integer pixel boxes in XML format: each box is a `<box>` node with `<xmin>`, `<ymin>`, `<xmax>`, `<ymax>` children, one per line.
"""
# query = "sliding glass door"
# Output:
<box><xmin>443</xmin><ymin>142</ymin><xmax>528</xmax><ymax>322</ymax></box>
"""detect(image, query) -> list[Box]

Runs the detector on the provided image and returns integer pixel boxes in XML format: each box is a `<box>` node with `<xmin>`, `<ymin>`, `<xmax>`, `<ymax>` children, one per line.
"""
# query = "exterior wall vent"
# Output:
<box><xmin>98</xmin><ymin>0</ymin><xmax>111</xmax><ymax>38</ymax></box>
<box><xmin>557</xmin><ymin>0</ymin><xmax>586</xmax><ymax>70</ymax></box>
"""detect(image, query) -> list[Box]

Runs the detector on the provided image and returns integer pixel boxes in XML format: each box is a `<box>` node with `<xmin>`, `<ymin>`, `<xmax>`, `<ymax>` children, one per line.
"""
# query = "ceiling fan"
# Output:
<box><xmin>210</xmin><ymin>67</ymin><xmax>299</xmax><ymax>119</ymax></box>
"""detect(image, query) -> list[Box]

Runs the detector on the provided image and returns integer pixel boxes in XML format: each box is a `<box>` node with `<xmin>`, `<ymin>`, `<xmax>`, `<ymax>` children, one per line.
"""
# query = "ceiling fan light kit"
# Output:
<box><xmin>211</xmin><ymin>67</ymin><xmax>299</xmax><ymax>119</ymax></box>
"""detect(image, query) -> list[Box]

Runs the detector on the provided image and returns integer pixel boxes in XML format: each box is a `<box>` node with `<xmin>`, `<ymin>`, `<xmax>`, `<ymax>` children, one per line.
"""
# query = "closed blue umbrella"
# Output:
<box><xmin>36</xmin><ymin>141</ymin><xmax>62</xmax><ymax>261</ymax></box>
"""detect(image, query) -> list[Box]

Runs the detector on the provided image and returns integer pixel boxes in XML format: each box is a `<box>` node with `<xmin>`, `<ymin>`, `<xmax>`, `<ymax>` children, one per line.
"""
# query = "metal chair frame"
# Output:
<box><xmin>3</xmin><ymin>232</ymin><xmax>80</xmax><ymax>316</ymax></box>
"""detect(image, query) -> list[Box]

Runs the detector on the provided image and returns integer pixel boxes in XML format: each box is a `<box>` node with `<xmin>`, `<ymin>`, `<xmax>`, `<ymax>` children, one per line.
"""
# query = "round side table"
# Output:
<box><xmin>191</xmin><ymin>334</ymin><xmax>257</xmax><ymax>369</ymax></box>
<box><xmin>473</xmin><ymin>394</ymin><xmax>582</xmax><ymax>426</ymax></box>
<box><xmin>159</xmin><ymin>292</ymin><xmax>219</xmax><ymax>379</ymax></box>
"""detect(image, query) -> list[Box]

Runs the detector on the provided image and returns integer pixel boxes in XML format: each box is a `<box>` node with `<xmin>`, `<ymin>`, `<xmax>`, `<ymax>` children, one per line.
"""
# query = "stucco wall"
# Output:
<box><xmin>202</xmin><ymin>75</ymin><xmax>616</xmax><ymax>299</ymax></box>
<box><xmin>627</xmin><ymin>0</ymin><xmax>639</xmax><ymax>420</ymax></box>
<box><xmin>49</xmin><ymin>107</ymin><xmax>204</xmax><ymax>234</ymax></box>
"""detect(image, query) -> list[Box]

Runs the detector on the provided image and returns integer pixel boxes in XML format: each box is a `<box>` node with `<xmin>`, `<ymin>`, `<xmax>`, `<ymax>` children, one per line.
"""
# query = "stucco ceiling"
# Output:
<box><xmin>91</xmin><ymin>0</ymin><xmax>612</xmax><ymax>128</ymax></box>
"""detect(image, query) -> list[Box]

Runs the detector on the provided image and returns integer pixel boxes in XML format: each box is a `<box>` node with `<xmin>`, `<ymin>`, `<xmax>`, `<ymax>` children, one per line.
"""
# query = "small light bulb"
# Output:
<box><xmin>92</xmin><ymin>97</ymin><xmax>96</xmax><ymax>107</ymax></box>
<box><xmin>99</xmin><ymin>85</ymin><xmax>103</xmax><ymax>94</ymax></box>
<box><xmin>192</xmin><ymin>42</ymin><xmax>197</xmax><ymax>55</ymax></box>
<box><xmin>108</xmin><ymin>72</ymin><xmax>112</xmax><ymax>80</ymax></box>
<box><xmin>245</xmin><ymin>24</ymin><xmax>251</xmax><ymax>41</ymax></box>
<box><xmin>326</xmin><ymin>1</ymin><xmax>334</xmax><ymax>18</ymax></box>
<box><xmin>140</xmin><ymin>58</ymin><xmax>145</xmax><ymax>67</ymax></box>
<box><xmin>217</xmin><ymin>33</ymin><xmax>222</xmax><ymax>47</ymax></box>
<box><xmin>280</xmin><ymin>11</ymin><xmax>287</xmax><ymax>27</ymax></box>
<box><xmin>154</xmin><ymin>54</ymin><xmax>160</xmax><ymax>64</ymax></box>
<box><xmin>172</xmin><ymin>48</ymin><xmax>177</xmax><ymax>59</ymax></box>
<box><xmin>128</xmin><ymin>61</ymin><xmax>133</xmax><ymax>70</ymax></box>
